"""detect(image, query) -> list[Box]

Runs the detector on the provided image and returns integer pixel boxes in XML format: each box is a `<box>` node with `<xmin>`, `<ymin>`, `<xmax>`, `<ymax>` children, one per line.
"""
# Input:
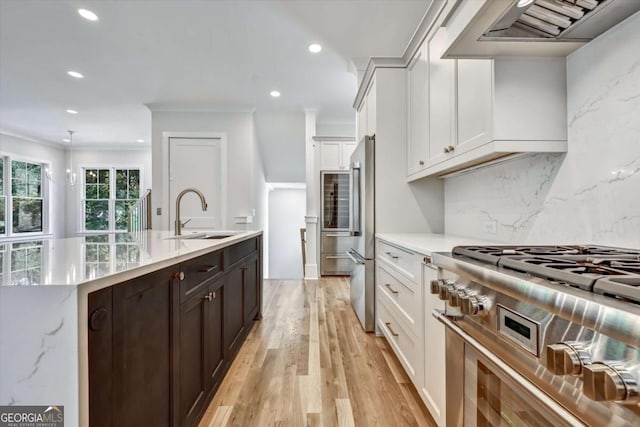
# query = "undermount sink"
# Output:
<box><xmin>166</xmin><ymin>232</ymin><xmax>238</xmax><ymax>240</ymax></box>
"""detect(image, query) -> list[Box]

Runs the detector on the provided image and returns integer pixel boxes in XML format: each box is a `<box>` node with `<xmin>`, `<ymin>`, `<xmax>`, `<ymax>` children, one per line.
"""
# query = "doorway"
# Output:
<box><xmin>168</xmin><ymin>137</ymin><xmax>227</xmax><ymax>230</ymax></box>
<box><xmin>267</xmin><ymin>185</ymin><xmax>306</xmax><ymax>278</ymax></box>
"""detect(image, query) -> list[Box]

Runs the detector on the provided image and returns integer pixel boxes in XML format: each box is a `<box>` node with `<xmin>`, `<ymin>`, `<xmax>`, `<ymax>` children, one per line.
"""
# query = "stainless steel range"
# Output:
<box><xmin>431</xmin><ymin>245</ymin><xmax>640</xmax><ymax>427</ymax></box>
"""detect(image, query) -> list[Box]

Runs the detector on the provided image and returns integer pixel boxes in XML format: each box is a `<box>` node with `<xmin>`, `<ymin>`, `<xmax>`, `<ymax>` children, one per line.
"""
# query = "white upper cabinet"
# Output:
<box><xmin>319</xmin><ymin>140</ymin><xmax>356</xmax><ymax>171</ymax></box>
<box><xmin>406</xmin><ymin>43</ymin><xmax>429</xmax><ymax>176</ymax></box>
<box><xmin>365</xmin><ymin>77</ymin><xmax>377</xmax><ymax>136</ymax></box>
<box><xmin>456</xmin><ymin>59</ymin><xmax>492</xmax><ymax>150</ymax></box>
<box><xmin>357</xmin><ymin>98</ymin><xmax>368</xmax><ymax>142</ymax></box>
<box><xmin>426</xmin><ymin>27</ymin><xmax>456</xmax><ymax>169</ymax></box>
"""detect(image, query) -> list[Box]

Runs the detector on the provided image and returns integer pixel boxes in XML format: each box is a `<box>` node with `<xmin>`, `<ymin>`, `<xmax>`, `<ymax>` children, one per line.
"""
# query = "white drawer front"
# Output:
<box><xmin>377</xmin><ymin>293</ymin><xmax>421</xmax><ymax>382</ymax></box>
<box><xmin>376</xmin><ymin>263</ymin><xmax>421</xmax><ymax>332</ymax></box>
<box><xmin>377</xmin><ymin>240</ymin><xmax>421</xmax><ymax>282</ymax></box>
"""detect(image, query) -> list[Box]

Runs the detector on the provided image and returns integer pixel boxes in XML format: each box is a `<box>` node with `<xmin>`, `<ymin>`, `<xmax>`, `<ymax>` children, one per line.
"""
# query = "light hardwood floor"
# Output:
<box><xmin>199</xmin><ymin>277</ymin><xmax>435</xmax><ymax>427</ymax></box>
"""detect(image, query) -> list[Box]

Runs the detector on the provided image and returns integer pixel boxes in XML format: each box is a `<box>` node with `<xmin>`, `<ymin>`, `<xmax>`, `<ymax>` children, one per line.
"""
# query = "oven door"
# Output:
<box><xmin>435</xmin><ymin>311</ymin><xmax>585</xmax><ymax>427</ymax></box>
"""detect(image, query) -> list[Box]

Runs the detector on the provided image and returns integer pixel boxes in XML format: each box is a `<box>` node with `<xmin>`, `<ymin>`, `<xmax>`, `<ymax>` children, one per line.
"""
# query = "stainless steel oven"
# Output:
<box><xmin>432</xmin><ymin>245</ymin><xmax>640</xmax><ymax>427</ymax></box>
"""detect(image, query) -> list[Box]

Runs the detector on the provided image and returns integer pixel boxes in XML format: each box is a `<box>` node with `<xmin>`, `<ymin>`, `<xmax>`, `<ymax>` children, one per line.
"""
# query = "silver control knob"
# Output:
<box><xmin>461</xmin><ymin>295</ymin><xmax>487</xmax><ymax>316</ymax></box>
<box><xmin>439</xmin><ymin>284</ymin><xmax>457</xmax><ymax>301</ymax></box>
<box><xmin>583</xmin><ymin>363</ymin><xmax>639</xmax><ymax>402</ymax></box>
<box><xmin>546</xmin><ymin>343</ymin><xmax>591</xmax><ymax>376</ymax></box>
<box><xmin>449</xmin><ymin>289</ymin><xmax>467</xmax><ymax>307</ymax></box>
<box><xmin>430</xmin><ymin>279</ymin><xmax>452</xmax><ymax>295</ymax></box>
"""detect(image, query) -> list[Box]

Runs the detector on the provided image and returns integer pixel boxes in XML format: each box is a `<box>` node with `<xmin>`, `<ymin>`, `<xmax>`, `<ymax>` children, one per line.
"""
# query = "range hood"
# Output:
<box><xmin>441</xmin><ymin>0</ymin><xmax>640</xmax><ymax>57</ymax></box>
<box><xmin>484</xmin><ymin>0</ymin><xmax>640</xmax><ymax>40</ymax></box>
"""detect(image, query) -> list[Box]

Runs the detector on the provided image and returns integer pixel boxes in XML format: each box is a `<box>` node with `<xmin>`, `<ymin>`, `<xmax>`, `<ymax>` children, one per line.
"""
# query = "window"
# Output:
<box><xmin>0</xmin><ymin>156</ymin><xmax>48</xmax><ymax>237</ymax></box>
<box><xmin>82</xmin><ymin>167</ymin><xmax>140</xmax><ymax>232</ymax></box>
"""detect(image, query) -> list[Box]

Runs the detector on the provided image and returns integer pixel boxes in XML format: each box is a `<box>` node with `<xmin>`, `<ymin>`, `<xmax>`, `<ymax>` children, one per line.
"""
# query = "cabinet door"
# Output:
<box><xmin>206</xmin><ymin>282</ymin><xmax>224</xmax><ymax>392</ymax></box>
<box><xmin>340</xmin><ymin>142</ymin><xmax>357</xmax><ymax>170</ymax></box>
<box><xmin>319</xmin><ymin>141</ymin><xmax>342</xmax><ymax>171</ymax></box>
<box><xmin>357</xmin><ymin>101</ymin><xmax>368</xmax><ymax>142</ymax></box>
<box><xmin>243</xmin><ymin>257</ymin><xmax>260</xmax><ymax>324</ymax></box>
<box><xmin>457</xmin><ymin>59</ymin><xmax>493</xmax><ymax>150</ymax></box>
<box><xmin>366</xmin><ymin>77</ymin><xmax>377</xmax><ymax>136</ymax></box>
<box><xmin>112</xmin><ymin>268</ymin><xmax>174</xmax><ymax>427</ymax></box>
<box><xmin>88</xmin><ymin>287</ymin><xmax>113</xmax><ymax>427</ymax></box>
<box><xmin>179</xmin><ymin>289</ymin><xmax>208</xmax><ymax>427</ymax></box>
<box><xmin>223</xmin><ymin>269</ymin><xmax>245</xmax><ymax>358</ymax></box>
<box><xmin>422</xmin><ymin>264</ymin><xmax>446</xmax><ymax>427</ymax></box>
<box><xmin>407</xmin><ymin>43</ymin><xmax>429</xmax><ymax>176</ymax></box>
<box><xmin>428</xmin><ymin>27</ymin><xmax>456</xmax><ymax>164</ymax></box>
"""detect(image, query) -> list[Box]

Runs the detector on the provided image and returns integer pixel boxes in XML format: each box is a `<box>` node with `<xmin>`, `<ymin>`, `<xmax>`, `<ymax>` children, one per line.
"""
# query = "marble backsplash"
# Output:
<box><xmin>444</xmin><ymin>12</ymin><xmax>640</xmax><ymax>248</ymax></box>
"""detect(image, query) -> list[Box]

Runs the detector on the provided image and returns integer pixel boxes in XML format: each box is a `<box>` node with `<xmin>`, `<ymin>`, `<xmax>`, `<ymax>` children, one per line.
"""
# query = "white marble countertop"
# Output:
<box><xmin>375</xmin><ymin>232</ymin><xmax>496</xmax><ymax>256</ymax></box>
<box><xmin>0</xmin><ymin>229</ymin><xmax>262</xmax><ymax>289</ymax></box>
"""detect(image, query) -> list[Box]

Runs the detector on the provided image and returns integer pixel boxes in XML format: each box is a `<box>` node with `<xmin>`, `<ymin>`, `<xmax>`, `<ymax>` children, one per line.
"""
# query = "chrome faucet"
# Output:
<box><xmin>175</xmin><ymin>188</ymin><xmax>208</xmax><ymax>236</ymax></box>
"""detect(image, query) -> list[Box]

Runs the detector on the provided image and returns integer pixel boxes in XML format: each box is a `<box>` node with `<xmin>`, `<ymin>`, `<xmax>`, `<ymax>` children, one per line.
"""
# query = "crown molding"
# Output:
<box><xmin>0</xmin><ymin>128</ymin><xmax>62</xmax><ymax>149</ymax></box>
<box><xmin>352</xmin><ymin>0</ymin><xmax>448</xmax><ymax>111</ymax></box>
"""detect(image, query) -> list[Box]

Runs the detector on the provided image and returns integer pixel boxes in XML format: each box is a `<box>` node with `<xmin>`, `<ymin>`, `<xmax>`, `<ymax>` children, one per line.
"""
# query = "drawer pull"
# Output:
<box><xmin>200</xmin><ymin>265</ymin><xmax>219</xmax><ymax>273</ymax></box>
<box><xmin>423</xmin><ymin>256</ymin><xmax>432</xmax><ymax>264</ymax></box>
<box><xmin>385</xmin><ymin>322</ymin><xmax>400</xmax><ymax>337</ymax></box>
<box><xmin>385</xmin><ymin>251</ymin><xmax>399</xmax><ymax>260</ymax></box>
<box><xmin>174</xmin><ymin>271</ymin><xmax>185</xmax><ymax>281</ymax></box>
<box><xmin>385</xmin><ymin>283</ymin><xmax>399</xmax><ymax>294</ymax></box>
<box><xmin>203</xmin><ymin>292</ymin><xmax>213</xmax><ymax>302</ymax></box>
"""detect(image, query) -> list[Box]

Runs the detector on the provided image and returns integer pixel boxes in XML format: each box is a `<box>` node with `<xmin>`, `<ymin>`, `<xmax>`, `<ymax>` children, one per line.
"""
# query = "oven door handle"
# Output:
<box><xmin>432</xmin><ymin>310</ymin><xmax>586</xmax><ymax>427</ymax></box>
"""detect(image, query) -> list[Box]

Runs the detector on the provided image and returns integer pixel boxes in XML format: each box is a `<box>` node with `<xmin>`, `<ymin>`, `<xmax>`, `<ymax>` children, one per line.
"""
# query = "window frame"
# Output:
<box><xmin>79</xmin><ymin>164</ymin><xmax>143</xmax><ymax>233</ymax></box>
<box><xmin>0</xmin><ymin>153</ymin><xmax>51</xmax><ymax>239</ymax></box>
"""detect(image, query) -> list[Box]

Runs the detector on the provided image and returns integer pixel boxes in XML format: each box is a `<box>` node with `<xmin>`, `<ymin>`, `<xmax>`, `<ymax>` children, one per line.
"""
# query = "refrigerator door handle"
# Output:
<box><xmin>345</xmin><ymin>249</ymin><xmax>365</xmax><ymax>265</ymax></box>
<box><xmin>350</xmin><ymin>162</ymin><xmax>361</xmax><ymax>236</ymax></box>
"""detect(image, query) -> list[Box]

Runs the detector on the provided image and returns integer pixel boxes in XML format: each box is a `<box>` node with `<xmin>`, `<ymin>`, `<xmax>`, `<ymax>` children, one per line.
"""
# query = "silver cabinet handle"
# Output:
<box><xmin>203</xmin><ymin>292</ymin><xmax>213</xmax><ymax>302</ymax></box>
<box><xmin>200</xmin><ymin>265</ymin><xmax>218</xmax><ymax>273</ymax></box>
<box><xmin>385</xmin><ymin>251</ymin><xmax>399</xmax><ymax>260</ymax></box>
<box><xmin>385</xmin><ymin>283</ymin><xmax>399</xmax><ymax>294</ymax></box>
<box><xmin>443</xmin><ymin>147</ymin><xmax>450</xmax><ymax>153</ymax></box>
<box><xmin>385</xmin><ymin>322</ymin><xmax>400</xmax><ymax>337</ymax></box>
<box><xmin>419</xmin><ymin>160</ymin><xmax>425</xmax><ymax>166</ymax></box>
<box><xmin>325</xmin><ymin>255</ymin><xmax>350</xmax><ymax>259</ymax></box>
<box><xmin>345</xmin><ymin>250</ymin><xmax>365</xmax><ymax>265</ymax></box>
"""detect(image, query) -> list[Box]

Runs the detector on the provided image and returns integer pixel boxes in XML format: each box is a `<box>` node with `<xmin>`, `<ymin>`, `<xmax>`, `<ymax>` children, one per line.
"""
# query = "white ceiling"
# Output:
<box><xmin>0</xmin><ymin>0</ymin><xmax>430</xmax><ymax>146</ymax></box>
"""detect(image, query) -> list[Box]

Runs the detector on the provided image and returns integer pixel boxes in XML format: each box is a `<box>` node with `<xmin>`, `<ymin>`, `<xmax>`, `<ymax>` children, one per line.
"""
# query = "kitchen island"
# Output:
<box><xmin>0</xmin><ymin>230</ymin><xmax>263</xmax><ymax>427</ymax></box>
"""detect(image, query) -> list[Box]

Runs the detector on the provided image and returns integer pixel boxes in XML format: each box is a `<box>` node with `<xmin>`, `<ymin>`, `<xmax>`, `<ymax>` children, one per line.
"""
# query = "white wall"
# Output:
<box><xmin>254</xmin><ymin>112</ymin><xmax>305</xmax><ymax>183</ymax></box>
<box><xmin>374</xmin><ymin>68</ymin><xmax>444</xmax><ymax>234</ymax></box>
<box><xmin>444</xmin><ymin>12</ymin><xmax>640</xmax><ymax>247</ymax></box>
<box><xmin>316</xmin><ymin>120</ymin><xmax>355</xmax><ymax>138</ymax></box>
<box><xmin>66</xmin><ymin>148</ymin><xmax>152</xmax><ymax>236</ymax></box>
<box><xmin>268</xmin><ymin>187</ymin><xmax>306</xmax><ymax>278</ymax></box>
<box><xmin>0</xmin><ymin>133</ymin><xmax>67</xmax><ymax>238</ymax></box>
<box><xmin>151</xmin><ymin>111</ymin><xmax>266</xmax><ymax>231</ymax></box>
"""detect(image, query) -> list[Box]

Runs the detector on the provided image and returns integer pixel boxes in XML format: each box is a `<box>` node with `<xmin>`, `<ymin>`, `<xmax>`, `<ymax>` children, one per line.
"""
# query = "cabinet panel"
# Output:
<box><xmin>428</xmin><ymin>27</ymin><xmax>456</xmax><ymax>163</ymax></box>
<box><xmin>319</xmin><ymin>141</ymin><xmax>342</xmax><ymax>170</ymax></box>
<box><xmin>88</xmin><ymin>287</ymin><xmax>113</xmax><ymax>427</ymax></box>
<box><xmin>206</xmin><ymin>282</ymin><xmax>224</xmax><ymax>391</ymax></box>
<box><xmin>422</xmin><ymin>264</ymin><xmax>446</xmax><ymax>427</ymax></box>
<box><xmin>457</xmin><ymin>59</ymin><xmax>493</xmax><ymax>150</ymax></box>
<box><xmin>243</xmin><ymin>257</ymin><xmax>259</xmax><ymax>323</ymax></box>
<box><xmin>341</xmin><ymin>142</ymin><xmax>357</xmax><ymax>169</ymax></box>
<box><xmin>366</xmin><ymin>78</ymin><xmax>377</xmax><ymax>136</ymax></box>
<box><xmin>407</xmin><ymin>44</ymin><xmax>429</xmax><ymax>176</ymax></box>
<box><xmin>223</xmin><ymin>269</ymin><xmax>245</xmax><ymax>358</ymax></box>
<box><xmin>357</xmin><ymin>102</ymin><xmax>368</xmax><ymax>142</ymax></box>
<box><xmin>112</xmin><ymin>268</ymin><xmax>174</xmax><ymax>427</ymax></box>
<box><xmin>179</xmin><ymin>289</ymin><xmax>208</xmax><ymax>427</ymax></box>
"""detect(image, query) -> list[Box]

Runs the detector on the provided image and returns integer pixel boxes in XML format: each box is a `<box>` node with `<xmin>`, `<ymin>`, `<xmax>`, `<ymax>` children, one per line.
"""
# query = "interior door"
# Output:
<box><xmin>169</xmin><ymin>138</ymin><xmax>223</xmax><ymax>230</ymax></box>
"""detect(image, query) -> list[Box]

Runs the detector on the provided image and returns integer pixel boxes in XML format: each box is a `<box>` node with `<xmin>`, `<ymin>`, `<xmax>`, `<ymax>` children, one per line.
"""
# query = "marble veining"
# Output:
<box><xmin>445</xmin><ymin>12</ymin><xmax>640</xmax><ymax>248</ymax></box>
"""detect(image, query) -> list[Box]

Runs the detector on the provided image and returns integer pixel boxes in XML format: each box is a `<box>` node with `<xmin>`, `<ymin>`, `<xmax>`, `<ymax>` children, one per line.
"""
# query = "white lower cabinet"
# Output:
<box><xmin>375</xmin><ymin>238</ymin><xmax>446</xmax><ymax>427</ymax></box>
<box><xmin>421</xmin><ymin>263</ymin><xmax>446</xmax><ymax>427</ymax></box>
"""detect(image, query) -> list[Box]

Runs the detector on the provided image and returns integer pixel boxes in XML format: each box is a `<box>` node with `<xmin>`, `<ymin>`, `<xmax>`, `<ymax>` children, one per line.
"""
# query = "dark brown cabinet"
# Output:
<box><xmin>88</xmin><ymin>236</ymin><xmax>262</xmax><ymax>427</ymax></box>
<box><xmin>88</xmin><ymin>266</ymin><xmax>176</xmax><ymax>427</ymax></box>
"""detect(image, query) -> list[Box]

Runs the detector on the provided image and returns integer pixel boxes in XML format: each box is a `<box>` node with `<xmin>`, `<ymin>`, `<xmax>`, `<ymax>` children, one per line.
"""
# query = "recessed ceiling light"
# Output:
<box><xmin>308</xmin><ymin>44</ymin><xmax>322</xmax><ymax>53</ymax></box>
<box><xmin>67</xmin><ymin>70</ymin><xmax>84</xmax><ymax>79</ymax></box>
<box><xmin>517</xmin><ymin>0</ymin><xmax>534</xmax><ymax>7</ymax></box>
<box><xmin>136</xmin><ymin>139</ymin><xmax>145</xmax><ymax>143</ymax></box>
<box><xmin>63</xmin><ymin>138</ymin><xmax>71</xmax><ymax>143</ymax></box>
<box><xmin>66</xmin><ymin>109</ymin><xmax>78</xmax><ymax>114</ymax></box>
<box><xmin>78</xmin><ymin>9</ymin><xmax>98</xmax><ymax>21</ymax></box>
<box><xmin>270</xmin><ymin>90</ymin><xmax>281</xmax><ymax>98</ymax></box>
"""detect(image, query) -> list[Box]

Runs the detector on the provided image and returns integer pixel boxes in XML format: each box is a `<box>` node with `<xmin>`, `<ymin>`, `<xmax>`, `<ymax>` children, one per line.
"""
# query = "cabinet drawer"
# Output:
<box><xmin>320</xmin><ymin>253</ymin><xmax>353</xmax><ymax>276</ymax></box>
<box><xmin>180</xmin><ymin>250</ymin><xmax>223</xmax><ymax>302</ymax></box>
<box><xmin>227</xmin><ymin>238</ymin><xmax>257</xmax><ymax>266</ymax></box>
<box><xmin>377</xmin><ymin>295</ymin><xmax>420</xmax><ymax>381</ymax></box>
<box><xmin>320</xmin><ymin>232</ymin><xmax>354</xmax><ymax>253</ymax></box>
<box><xmin>376</xmin><ymin>263</ymin><xmax>421</xmax><ymax>332</ymax></box>
<box><xmin>377</xmin><ymin>240</ymin><xmax>421</xmax><ymax>282</ymax></box>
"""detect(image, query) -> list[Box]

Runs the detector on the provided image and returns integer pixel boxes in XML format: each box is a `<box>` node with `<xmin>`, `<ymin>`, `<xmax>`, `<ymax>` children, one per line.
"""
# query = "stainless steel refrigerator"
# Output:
<box><xmin>345</xmin><ymin>135</ymin><xmax>375</xmax><ymax>331</ymax></box>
